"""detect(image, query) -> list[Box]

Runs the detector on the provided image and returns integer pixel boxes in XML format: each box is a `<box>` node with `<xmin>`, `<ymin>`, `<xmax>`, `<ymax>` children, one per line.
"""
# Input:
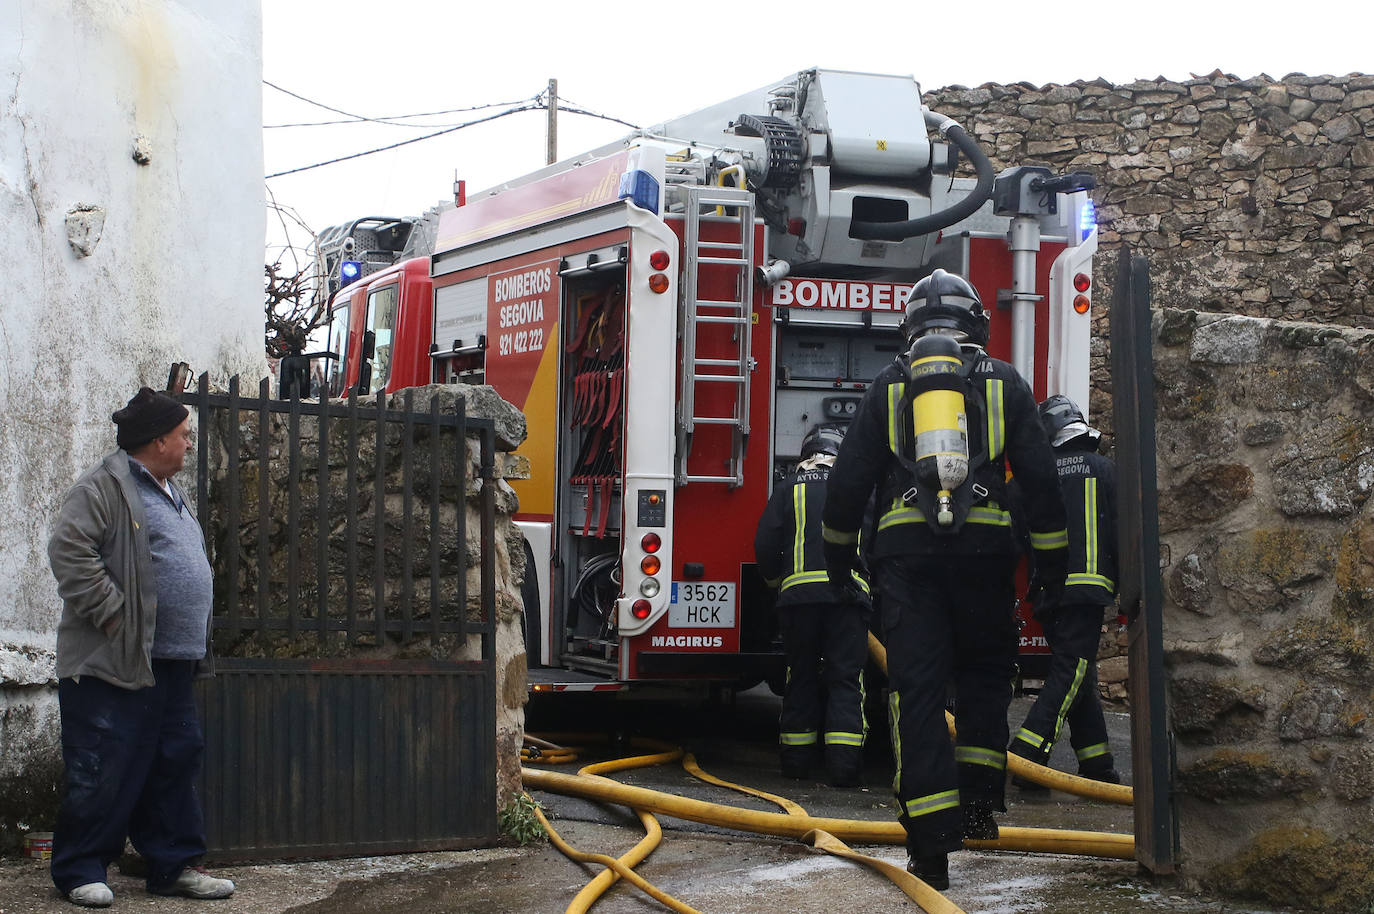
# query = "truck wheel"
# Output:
<box><xmin>520</xmin><ymin>539</ymin><xmax>542</xmax><ymax>668</ymax></box>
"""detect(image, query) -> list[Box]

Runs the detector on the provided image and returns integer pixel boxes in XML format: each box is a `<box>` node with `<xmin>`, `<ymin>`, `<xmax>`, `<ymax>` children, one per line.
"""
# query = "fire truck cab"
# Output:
<box><xmin>328</xmin><ymin>68</ymin><xmax>1098</xmax><ymax>692</ymax></box>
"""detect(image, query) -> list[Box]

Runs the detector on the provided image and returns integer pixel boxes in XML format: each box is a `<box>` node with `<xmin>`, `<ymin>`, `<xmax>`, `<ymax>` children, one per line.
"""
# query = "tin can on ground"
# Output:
<box><xmin>23</xmin><ymin>831</ymin><xmax>53</xmax><ymax>860</ymax></box>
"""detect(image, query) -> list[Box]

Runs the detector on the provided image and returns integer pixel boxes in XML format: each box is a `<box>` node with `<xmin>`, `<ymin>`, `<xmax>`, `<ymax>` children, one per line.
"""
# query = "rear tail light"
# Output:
<box><xmin>649</xmin><ymin>250</ymin><xmax>671</xmax><ymax>270</ymax></box>
<box><xmin>631</xmin><ymin>599</ymin><xmax>652</xmax><ymax>619</ymax></box>
<box><xmin>1073</xmin><ymin>294</ymin><xmax>1091</xmax><ymax>314</ymax></box>
<box><xmin>641</xmin><ymin>532</ymin><xmax>661</xmax><ymax>553</ymax></box>
<box><xmin>1073</xmin><ymin>272</ymin><xmax>1091</xmax><ymax>293</ymax></box>
<box><xmin>648</xmin><ymin>273</ymin><xmax>670</xmax><ymax>294</ymax></box>
<box><xmin>640</xmin><ymin>555</ymin><xmax>661</xmax><ymax>575</ymax></box>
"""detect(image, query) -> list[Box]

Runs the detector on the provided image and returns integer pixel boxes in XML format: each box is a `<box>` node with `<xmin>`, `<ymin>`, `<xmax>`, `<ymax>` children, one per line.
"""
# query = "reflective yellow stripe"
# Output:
<box><xmin>825</xmin><ymin>731</ymin><xmax>864</xmax><ymax>747</ymax></box>
<box><xmin>887</xmin><ymin>382</ymin><xmax>905</xmax><ymax>455</ymax></box>
<box><xmin>780</xmin><ymin>570</ymin><xmax>870</xmax><ymax>593</ymax></box>
<box><xmin>1076</xmin><ymin>742</ymin><xmax>1110</xmax><ymax>761</ymax></box>
<box><xmin>792</xmin><ymin>483</ymin><xmax>807</xmax><ymax>574</ymax></box>
<box><xmin>1031</xmin><ymin>528</ymin><xmax>1069</xmax><ymax>550</ymax></box>
<box><xmin>878</xmin><ymin>504</ymin><xmax>1011</xmax><ymax>531</ymax></box>
<box><xmin>905</xmin><ymin>789</ymin><xmax>960</xmax><ymax>818</ymax></box>
<box><xmin>985</xmin><ymin>378</ymin><xmax>1004</xmax><ymax>459</ymax></box>
<box><xmin>822</xmin><ymin>524</ymin><xmax>858</xmax><ymax>545</ymax></box>
<box><xmin>1083</xmin><ymin>477</ymin><xmax>1098</xmax><ymax>577</ymax></box>
<box><xmin>780</xmin><ymin>731</ymin><xmax>818</xmax><ymax>746</ymax></box>
<box><xmin>1053</xmin><ymin>659</ymin><xmax>1088</xmax><ymax>744</ymax></box>
<box><xmin>1067</xmin><ymin>572</ymin><xmax>1115</xmax><ymax>590</ymax></box>
<box><xmin>1014</xmin><ymin>727</ymin><xmax>1045</xmax><ymax>750</ymax></box>
<box><xmin>955</xmin><ymin>746</ymin><xmax>1006</xmax><ymax>770</ymax></box>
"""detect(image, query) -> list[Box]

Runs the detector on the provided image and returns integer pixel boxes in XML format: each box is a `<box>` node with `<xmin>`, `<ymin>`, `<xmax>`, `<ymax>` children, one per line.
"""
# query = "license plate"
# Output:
<box><xmin>668</xmin><ymin>581</ymin><xmax>736</xmax><ymax>628</ymax></box>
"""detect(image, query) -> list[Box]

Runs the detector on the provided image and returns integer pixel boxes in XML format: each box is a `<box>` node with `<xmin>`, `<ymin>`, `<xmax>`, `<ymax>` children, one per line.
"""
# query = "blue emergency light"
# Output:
<box><xmin>339</xmin><ymin>260</ymin><xmax>362</xmax><ymax>286</ymax></box>
<box><xmin>1079</xmin><ymin>199</ymin><xmax>1097</xmax><ymax>242</ymax></box>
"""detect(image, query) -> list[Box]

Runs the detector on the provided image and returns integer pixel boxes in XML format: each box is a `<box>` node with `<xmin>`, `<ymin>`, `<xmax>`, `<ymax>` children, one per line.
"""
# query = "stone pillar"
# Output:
<box><xmin>1155</xmin><ymin>309</ymin><xmax>1374</xmax><ymax>912</ymax></box>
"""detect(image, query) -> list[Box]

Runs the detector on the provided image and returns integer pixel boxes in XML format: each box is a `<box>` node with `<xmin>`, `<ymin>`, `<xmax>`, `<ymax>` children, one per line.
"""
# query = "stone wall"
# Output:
<box><xmin>1154</xmin><ymin>309</ymin><xmax>1374</xmax><ymax>912</ymax></box>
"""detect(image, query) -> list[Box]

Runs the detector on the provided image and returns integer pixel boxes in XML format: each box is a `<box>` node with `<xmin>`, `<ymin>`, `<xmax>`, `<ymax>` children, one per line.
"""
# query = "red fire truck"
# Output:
<box><xmin>324</xmin><ymin>68</ymin><xmax>1098</xmax><ymax>692</ymax></box>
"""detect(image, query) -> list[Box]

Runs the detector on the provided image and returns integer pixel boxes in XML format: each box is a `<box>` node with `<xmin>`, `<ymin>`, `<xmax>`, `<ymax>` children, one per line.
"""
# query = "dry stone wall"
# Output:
<box><xmin>1154</xmin><ymin>309</ymin><xmax>1374</xmax><ymax>912</ymax></box>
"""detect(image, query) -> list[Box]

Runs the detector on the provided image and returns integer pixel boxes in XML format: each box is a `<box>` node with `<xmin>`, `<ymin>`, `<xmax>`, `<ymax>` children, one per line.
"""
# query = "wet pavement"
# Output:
<box><xmin>0</xmin><ymin>691</ymin><xmax>1303</xmax><ymax>913</ymax></box>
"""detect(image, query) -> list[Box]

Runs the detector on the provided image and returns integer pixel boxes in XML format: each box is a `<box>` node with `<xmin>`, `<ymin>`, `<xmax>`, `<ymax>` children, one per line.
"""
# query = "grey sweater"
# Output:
<box><xmin>48</xmin><ymin>450</ymin><xmax>214</xmax><ymax>689</ymax></box>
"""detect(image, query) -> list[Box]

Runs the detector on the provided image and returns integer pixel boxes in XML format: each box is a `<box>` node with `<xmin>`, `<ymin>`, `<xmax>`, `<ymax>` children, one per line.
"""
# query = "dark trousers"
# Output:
<box><xmin>51</xmin><ymin>660</ymin><xmax>206</xmax><ymax>894</ymax></box>
<box><xmin>1012</xmin><ymin>603</ymin><xmax>1113</xmax><ymax>772</ymax></box>
<box><xmin>878</xmin><ymin>554</ymin><xmax>1017</xmax><ymax>857</ymax></box>
<box><xmin>778</xmin><ymin>601</ymin><xmax>868</xmax><ymax>778</ymax></box>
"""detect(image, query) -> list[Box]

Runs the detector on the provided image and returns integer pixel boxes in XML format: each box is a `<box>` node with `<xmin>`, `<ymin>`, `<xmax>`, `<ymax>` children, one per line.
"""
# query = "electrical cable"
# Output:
<box><xmin>265</xmin><ymin>94</ymin><xmax>541</xmax><ymax>129</ymax></box>
<box><xmin>266</xmin><ymin>104</ymin><xmax>539</xmax><ymax>178</ymax></box>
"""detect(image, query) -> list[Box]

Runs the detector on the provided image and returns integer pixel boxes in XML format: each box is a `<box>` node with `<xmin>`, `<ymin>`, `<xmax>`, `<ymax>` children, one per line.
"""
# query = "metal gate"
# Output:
<box><xmin>183</xmin><ymin>377</ymin><xmax>498</xmax><ymax>860</ymax></box>
<box><xmin>1108</xmin><ymin>249</ymin><xmax>1176</xmax><ymax>874</ymax></box>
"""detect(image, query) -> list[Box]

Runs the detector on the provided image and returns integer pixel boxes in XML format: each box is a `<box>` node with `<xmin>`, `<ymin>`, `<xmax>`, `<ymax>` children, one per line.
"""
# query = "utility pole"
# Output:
<box><xmin>546</xmin><ymin>78</ymin><xmax>558</xmax><ymax>165</ymax></box>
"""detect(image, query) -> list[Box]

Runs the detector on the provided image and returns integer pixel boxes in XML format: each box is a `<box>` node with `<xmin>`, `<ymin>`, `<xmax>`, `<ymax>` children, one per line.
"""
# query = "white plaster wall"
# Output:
<box><xmin>0</xmin><ymin>0</ymin><xmax>265</xmax><ymax>667</ymax></box>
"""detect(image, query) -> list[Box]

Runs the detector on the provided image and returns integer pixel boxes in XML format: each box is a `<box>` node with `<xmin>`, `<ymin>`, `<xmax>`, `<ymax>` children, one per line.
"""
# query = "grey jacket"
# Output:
<box><xmin>48</xmin><ymin>450</ymin><xmax>214</xmax><ymax>689</ymax></box>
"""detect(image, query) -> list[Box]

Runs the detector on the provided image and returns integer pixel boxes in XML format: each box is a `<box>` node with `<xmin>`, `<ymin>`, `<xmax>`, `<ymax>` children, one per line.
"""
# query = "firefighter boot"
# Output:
<box><xmin>960</xmin><ymin>801</ymin><xmax>1000</xmax><ymax>841</ymax></box>
<box><xmin>825</xmin><ymin>745</ymin><xmax>863</xmax><ymax>788</ymax></box>
<box><xmin>905</xmin><ymin>852</ymin><xmax>949</xmax><ymax>891</ymax></box>
<box><xmin>780</xmin><ymin>745</ymin><xmax>816</xmax><ymax>780</ymax></box>
<box><xmin>1079</xmin><ymin>757</ymin><xmax>1121</xmax><ymax>784</ymax></box>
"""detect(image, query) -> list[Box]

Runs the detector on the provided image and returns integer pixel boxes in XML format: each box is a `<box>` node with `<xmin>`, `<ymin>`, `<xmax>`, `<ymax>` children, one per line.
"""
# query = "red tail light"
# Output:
<box><xmin>641</xmin><ymin>532</ymin><xmax>661</xmax><ymax>553</ymax></box>
<box><xmin>649</xmin><ymin>250</ymin><xmax>671</xmax><ymax>270</ymax></box>
<box><xmin>631</xmin><ymin>599</ymin><xmax>651</xmax><ymax>619</ymax></box>
<box><xmin>1073</xmin><ymin>273</ymin><xmax>1091</xmax><ymax>293</ymax></box>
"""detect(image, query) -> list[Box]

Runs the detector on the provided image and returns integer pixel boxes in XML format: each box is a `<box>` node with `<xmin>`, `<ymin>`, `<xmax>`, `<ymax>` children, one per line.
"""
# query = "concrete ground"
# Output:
<box><xmin>0</xmin><ymin>692</ymin><xmax>1301</xmax><ymax>914</ymax></box>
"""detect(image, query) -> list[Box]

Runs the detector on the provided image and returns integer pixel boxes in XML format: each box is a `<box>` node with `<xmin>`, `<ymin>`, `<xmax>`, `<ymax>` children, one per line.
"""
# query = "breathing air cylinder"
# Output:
<box><xmin>908</xmin><ymin>334</ymin><xmax>969</xmax><ymax>526</ymax></box>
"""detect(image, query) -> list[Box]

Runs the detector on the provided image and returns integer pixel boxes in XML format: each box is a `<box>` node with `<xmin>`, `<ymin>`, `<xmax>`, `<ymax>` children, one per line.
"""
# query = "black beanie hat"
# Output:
<box><xmin>112</xmin><ymin>387</ymin><xmax>189</xmax><ymax>450</ymax></box>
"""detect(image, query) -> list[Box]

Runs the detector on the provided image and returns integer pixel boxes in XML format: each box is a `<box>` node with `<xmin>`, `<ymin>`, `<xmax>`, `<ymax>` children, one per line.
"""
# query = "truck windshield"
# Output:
<box><xmin>364</xmin><ymin>284</ymin><xmax>399</xmax><ymax>395</ymax></box>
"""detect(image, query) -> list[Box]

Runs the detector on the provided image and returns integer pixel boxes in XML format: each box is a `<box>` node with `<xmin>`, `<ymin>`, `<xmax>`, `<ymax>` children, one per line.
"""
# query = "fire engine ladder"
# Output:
<box><xmin>675</xmin><ymin>185</ymin><xmax>754</xmax><ymax>488</ymax></box>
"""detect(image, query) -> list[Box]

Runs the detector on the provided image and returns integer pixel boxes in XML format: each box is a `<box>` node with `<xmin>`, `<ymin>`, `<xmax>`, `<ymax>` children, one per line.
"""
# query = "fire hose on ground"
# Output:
<box><xmin>520</xmin><ymin>633</ymin><xmax>1135</xmax><ymax>912</ymax></box>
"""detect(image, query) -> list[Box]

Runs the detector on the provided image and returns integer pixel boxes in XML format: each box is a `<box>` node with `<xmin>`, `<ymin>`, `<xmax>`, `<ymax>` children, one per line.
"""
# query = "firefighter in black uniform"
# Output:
<box><xmin>821</xmin><ymin>269</ymin><xmax>1067</xmax><ymax>890</ymax></box>
<box><xmin>754</xmin><ymin>424</ymin><xmax>870</xmax><ymax>787</ymax></box>
<box><xmin>1010</xmin><ymin>395</ymin><xmax>1121</xmax><ymax>784</ymax></box>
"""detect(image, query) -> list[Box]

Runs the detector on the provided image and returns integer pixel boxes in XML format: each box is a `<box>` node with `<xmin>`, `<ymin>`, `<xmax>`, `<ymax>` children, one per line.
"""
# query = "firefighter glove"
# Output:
<box><xmin>823</xmin><ymin>540</ymin><xmax>865</xmax><ymax>606</ymax></box>
<box><xmin>1028</xmin><ymin>547</ymin><xmax>1068</xmax><ymax>613</ymax></box>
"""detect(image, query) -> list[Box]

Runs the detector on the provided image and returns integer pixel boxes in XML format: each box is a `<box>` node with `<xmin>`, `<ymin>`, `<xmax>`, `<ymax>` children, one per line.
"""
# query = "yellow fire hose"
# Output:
<box><xmin>522</xmin><ymin>765</ymin><xmax>1134</xmax><ymax>859</ymax></box>
<box><xmin>866</xmin><ymin>633</ymin><xmax>1134</xmax><ymax>806</ymax></box>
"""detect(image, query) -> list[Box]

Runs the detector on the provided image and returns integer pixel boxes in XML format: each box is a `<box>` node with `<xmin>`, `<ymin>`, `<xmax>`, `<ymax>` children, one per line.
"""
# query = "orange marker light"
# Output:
<box><xmin>649</xmin><ymin>273</ymin><xmax>670</xmax><ymax>293</ymax></box>
<box><xmin>640</xmin><ymin>555</ymin><xmax>661</xmax><ymax>575</ymax></box>
<box><xmin>1073</xmin><ymin>294</ymin><xmax>1091</xmax><ymax>314</ymax></box>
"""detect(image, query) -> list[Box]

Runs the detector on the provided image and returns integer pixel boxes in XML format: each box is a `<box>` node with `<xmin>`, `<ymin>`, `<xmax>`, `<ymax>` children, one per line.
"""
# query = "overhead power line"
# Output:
<box><xmin>264</xmin><ymin>81</ymin><xmax>542</xmax><ymax>129</ymax></box>
<box><xmin>266</xmin><ymin>104</ymin><xmax>538</xmax><ymax>178</ymax></box>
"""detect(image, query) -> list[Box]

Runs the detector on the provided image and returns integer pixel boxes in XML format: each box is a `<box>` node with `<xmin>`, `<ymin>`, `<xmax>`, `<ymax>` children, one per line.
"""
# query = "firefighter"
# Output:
<box><xmin>821</xmin><ymin>269</ymin><xmax>1067</xmax><ymax>890</ymax></box>
<box><xmin>1009</xmin><ymin>395</ymin><xmax>1121</xmax><ymax>785</ymax></box>
<box><xmin>754</xmin><ymin>424</ymin><xmax>870</xmax><ymax>787</ymax></box>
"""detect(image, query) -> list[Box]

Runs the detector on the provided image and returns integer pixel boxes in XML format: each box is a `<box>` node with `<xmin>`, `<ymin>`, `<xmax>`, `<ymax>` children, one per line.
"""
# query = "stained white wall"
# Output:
<box><xmin>0</xmin><ymin>1</ymin><xmax>264</xmax><ymax>697</ymax></box>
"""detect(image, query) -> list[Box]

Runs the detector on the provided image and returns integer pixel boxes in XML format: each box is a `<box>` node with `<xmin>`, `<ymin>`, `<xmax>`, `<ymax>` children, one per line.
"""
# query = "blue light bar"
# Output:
<box><xmin>618</xmin><ymin>170</ymin><xmax>661</xmax><ymax>215</ymax></box>
<box><xmin>340</xmin><ymin>260</ymin><xmax>362</xmax><ymax>286</ymax></box>
<box><xmin>1079</xmin><ymin>200</ymin><xmax>1097</xmax><ymax>241</ymax></box>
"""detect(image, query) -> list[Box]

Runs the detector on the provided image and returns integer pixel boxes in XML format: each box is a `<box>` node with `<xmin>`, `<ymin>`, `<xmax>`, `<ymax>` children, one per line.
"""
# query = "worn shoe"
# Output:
<box><xmin>150</xmin><ymin>866</ymin><xmax>236</xmax><ymax>899</ymax></box>
<box><xmin>961</xmin><ymin>803</ymin><xmax>1000</xmax><ymax>841</ymax></box>
<box><xmin>67</xmin><ymin>883</ymin><xmax>114</xmax><ymax>908</ymax></box>
<box><xmin>905</xmin><ymin>853</ymin><xmax>950</xmax><ymax>890</ymax></box>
